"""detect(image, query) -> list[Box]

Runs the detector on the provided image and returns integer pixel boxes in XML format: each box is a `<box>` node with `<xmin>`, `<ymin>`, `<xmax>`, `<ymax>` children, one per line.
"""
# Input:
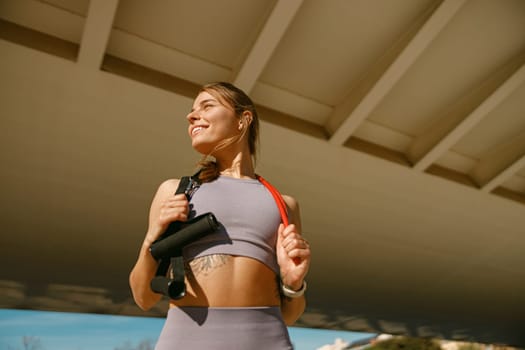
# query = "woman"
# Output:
<box><xmin>129</xmin><ymin>82</ymin><xmax>311</xmax><ymax>349</ymax></box>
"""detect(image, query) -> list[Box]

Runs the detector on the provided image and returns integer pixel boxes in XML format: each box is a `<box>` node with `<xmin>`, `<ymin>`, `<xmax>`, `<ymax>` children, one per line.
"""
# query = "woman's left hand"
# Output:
<box><xmin>276</xmin><ymin>223</ymin><xmax>311</xmax><ymax>291</ymax></box>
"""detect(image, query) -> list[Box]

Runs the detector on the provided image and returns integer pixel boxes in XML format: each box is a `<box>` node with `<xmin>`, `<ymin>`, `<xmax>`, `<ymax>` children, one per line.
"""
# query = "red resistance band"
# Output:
<box><xmin>257</xmin><ymin>175</ymin><xmax>302</xmax><ymax>266</ymax></box>
<box><xmin>256</xmin><ymin>175</ymin><xmax>289</xmax><ymax>226</ymax></box>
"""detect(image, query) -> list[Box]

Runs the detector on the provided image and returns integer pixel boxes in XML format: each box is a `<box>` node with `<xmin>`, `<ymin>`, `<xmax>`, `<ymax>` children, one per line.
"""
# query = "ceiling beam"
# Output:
<box><xmin>482</xmin><ymin>157</ymin><xmax>525</xmax><ymax>194</ymax></box>
<box><xmin>107</xmin><ymin>29</ymin><xmax>231</xmax><ymax>84</ymax></box>
<box><xmin>471</xmin><ymin>131</ymin><xmax>525</xmax><ymax>193</ymax></box>
<box><xmin>411</xmin><ymin>62</ymin><xmax>525</xmax><ymax>172</ymax></box>
<box><xmin>0</xmin><ymin>0</ymin><xmax>85</xmax><ymax>43</ymax></box>
<box><xmin>328</xmin><ymin>0</ymin><xmax>466</xmax><ymax>146</ymax></box>
<box><xmin>77</xmin><ymin>0</ymin><xmax>119</xmax><ymax>69</ymax></box>
<box><xmin>232</xmin><ymin>0</ymin><xmax>304</xmax><ymax>93</ymax></box>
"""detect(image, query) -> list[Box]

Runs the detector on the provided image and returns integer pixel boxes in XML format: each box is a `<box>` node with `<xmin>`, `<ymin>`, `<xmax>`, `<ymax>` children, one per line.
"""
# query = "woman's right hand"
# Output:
<box><xmin>144</xmin><ymin>180</ymin><xmax>190</xmax><ymax>247</ymax></box>
<box><xmin>158</xmin><ymin>193</ymin><xmax>189</xmax><ymax>229</ymax></box>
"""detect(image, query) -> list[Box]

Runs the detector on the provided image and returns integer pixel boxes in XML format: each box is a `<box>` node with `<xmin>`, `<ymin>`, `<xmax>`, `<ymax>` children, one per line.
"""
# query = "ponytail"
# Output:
<box><xmin>197</xmin><ymin>157</ymin><xmax>220</xmax><ymax>183</ymax></box>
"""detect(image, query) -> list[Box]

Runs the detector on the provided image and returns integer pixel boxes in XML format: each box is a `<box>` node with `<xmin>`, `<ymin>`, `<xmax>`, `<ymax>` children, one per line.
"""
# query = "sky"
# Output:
<box><xmin>0</xmin><ymin>308</ymin><xmax>377</xmax><ymax>350</ymax></box>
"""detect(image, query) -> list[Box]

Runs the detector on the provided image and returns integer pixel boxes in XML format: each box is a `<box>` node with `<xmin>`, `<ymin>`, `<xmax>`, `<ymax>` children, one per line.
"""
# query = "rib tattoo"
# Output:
<box><xmin>188</xmin><ymin>254</ymin><xmax>231</xmax><ymax>277</ymax></box>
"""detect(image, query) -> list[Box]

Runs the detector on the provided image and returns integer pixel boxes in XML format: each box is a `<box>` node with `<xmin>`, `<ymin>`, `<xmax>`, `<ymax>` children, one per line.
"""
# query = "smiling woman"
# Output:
<box><xmin>128</xmin><ymin>82</ymin><xmax>311</xmax><ymax>349</ymax></box>
<box><xmin>187</xmin><ymin>82</ymin><xmax>260</xmax><ymax>183</ymax></box>
<box><xmin>187</xmin><ymin>93</ymin><xmax>243</xmax><ymax>154</ymax></box>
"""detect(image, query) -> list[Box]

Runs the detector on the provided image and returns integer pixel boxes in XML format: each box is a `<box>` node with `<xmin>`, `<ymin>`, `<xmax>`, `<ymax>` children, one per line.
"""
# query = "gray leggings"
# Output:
<box><xmin>154</xmin><ymin>306</ymin><xmax>293</xmax><ymax>349</ymax></box>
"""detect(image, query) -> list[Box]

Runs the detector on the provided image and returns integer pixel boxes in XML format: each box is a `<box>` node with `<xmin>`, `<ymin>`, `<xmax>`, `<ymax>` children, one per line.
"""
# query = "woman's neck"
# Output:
<box><xmin>215</xmin><ymin>150</ymin><xmax>255</xmax><ymax>179</ymax></box>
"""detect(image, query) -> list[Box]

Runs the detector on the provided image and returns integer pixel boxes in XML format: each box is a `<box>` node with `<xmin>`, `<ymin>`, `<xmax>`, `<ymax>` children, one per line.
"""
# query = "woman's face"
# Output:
<box><xmin>186</xmin><ymin>91</ymin><xmax>242</xmax><ymax>155</ymax></box>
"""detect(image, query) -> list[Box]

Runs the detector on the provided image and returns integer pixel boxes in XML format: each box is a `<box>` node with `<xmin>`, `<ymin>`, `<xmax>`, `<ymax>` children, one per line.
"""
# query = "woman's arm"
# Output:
<box><xmin>278</xmin><ymin>195</ymin><xmax>311</xmax><ymax>325</ymax></box>
<box><xmin>129</xmin><ymin>179</ymin><xmax>189</xmax><ymax>310</ymax></box>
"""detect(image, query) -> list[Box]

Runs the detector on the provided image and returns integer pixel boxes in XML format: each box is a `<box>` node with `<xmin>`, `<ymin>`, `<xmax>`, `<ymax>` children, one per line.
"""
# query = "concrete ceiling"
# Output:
<box><xmin>1</xmin><ymin>0</ymin><xmax>524</xmax><ymax>346</ymax></box>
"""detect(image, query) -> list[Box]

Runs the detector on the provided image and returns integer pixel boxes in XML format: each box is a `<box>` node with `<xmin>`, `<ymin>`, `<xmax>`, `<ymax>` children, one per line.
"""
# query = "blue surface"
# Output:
<box><xmin>0</xmin><ymin>308</ymin><xmax>376</xmax><ymax>350</ymax></box>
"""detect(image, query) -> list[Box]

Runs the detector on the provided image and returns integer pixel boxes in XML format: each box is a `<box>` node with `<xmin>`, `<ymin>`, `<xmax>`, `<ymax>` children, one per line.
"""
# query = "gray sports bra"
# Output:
<box><xmin>183</xmin><ymin>175</ymin><xmax>282</xmax><ymax>274</ymax></box>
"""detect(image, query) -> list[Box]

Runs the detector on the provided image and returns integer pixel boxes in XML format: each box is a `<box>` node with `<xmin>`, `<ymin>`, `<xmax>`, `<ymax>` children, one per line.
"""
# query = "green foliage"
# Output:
<box><xmin>367</xmin><ymin>336</ymin><xmax>442</xmax><ymax>350</ymax></box>
<box><xmin>457</xmin><ymin>344</ymin><xmax>484</xmax><ymax>350</ymax></box>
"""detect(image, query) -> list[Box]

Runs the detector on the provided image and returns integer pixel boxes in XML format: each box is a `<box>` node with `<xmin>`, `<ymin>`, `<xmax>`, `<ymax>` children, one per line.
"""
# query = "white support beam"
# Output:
<box><xmin>232</xmin><ymin>0</ymin><xmax>303</xmax><ymax>93</ymax></box>
<box><xmin>481</xmin><ymin>155</ymin><xmax>525</xmax><ymax>193</ymax></box>
<box><xmin>77</xmin><ymin>0</ymin><xmax>119</xmax><ymax>69</ymax></box>
<box><xmin>328</xmin><ymin>0</ymin><xmax>466</xmax><ymax>146</ymax></box>
<box><xmin>470</xmin><ymin>131</ymin><xmax>525</xmax><ymax>193</ymax></box>
<box><xmin>106</xmin><ymin>28</ymin><xmax>231</xmax><ymax>84</ymax></box>
<box><xmin>0</xmin><ymin>0</ymin><xmax>85</xmax><ymax>43</ymax></box>
<box><xmin>412</xmin><ymin>62</ymin><xmax>525</xmax><ymax>171</ymax></box>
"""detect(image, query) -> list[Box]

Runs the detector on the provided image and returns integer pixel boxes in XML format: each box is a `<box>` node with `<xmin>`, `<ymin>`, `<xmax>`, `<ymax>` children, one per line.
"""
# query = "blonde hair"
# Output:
<box><xmin>196</xmin><ymin>82</ymin><xmax>259</xmax><ymax>183</ymax></box>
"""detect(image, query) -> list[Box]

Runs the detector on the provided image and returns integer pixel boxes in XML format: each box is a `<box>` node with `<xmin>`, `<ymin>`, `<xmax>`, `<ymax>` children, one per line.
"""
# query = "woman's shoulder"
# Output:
<box><xmin>282</xmin><ymin>194</ymin><xmax>302</xmax><ymax>229</ymax></box>
<box><xmin>282</xmin><ymin>194</ymin><xmax>299</xmax><ymax>212</ymax></box>
<box><xmin>154</xmin><ymin>178</ymin><xmax>182</xmax><ymax>197</ymax></box>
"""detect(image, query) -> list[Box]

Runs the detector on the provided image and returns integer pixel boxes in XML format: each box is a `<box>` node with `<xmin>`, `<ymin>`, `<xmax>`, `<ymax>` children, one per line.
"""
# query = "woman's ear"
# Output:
<box><xmin>244</xmin><ymin>111</ymin><xmax>253</xmax><ymax>124</ymax></box>
<box><xmin>239</xmin><ymin>111</ymin><xmax>253</xmax><ymax>130</ymax></box>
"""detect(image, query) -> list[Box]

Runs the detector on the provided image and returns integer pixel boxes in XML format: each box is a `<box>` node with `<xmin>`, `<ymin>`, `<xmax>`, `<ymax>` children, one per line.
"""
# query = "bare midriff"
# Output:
<box><xmin>169</xmin><ymin>255</ymin><xmax>280</xmax><ymax>308</ymax></box>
